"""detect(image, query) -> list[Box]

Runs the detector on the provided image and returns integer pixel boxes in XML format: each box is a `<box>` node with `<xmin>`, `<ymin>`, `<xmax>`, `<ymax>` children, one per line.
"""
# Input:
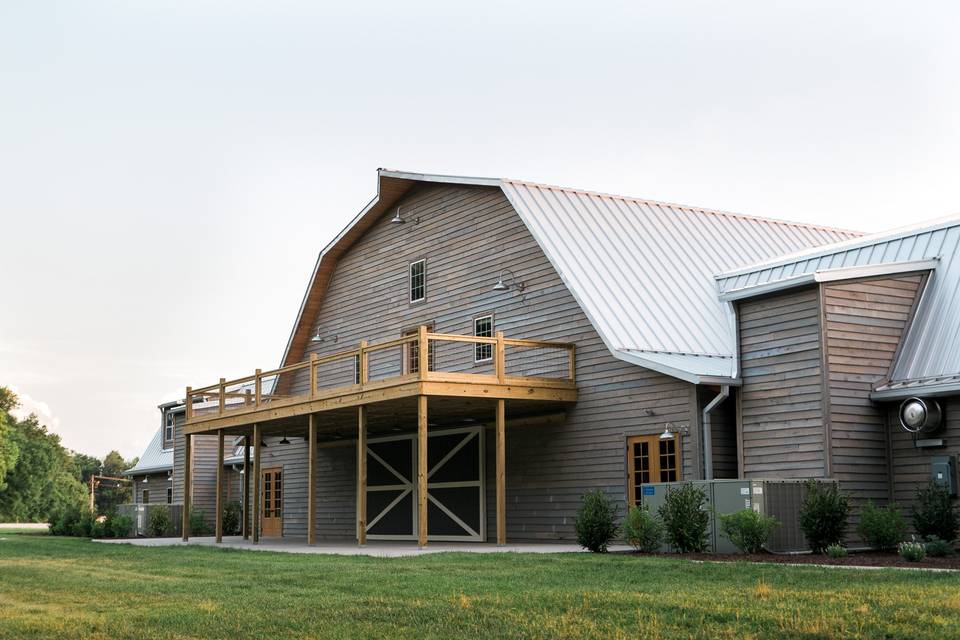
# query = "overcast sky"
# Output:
<box><xmin>2</xmin><ymin>1</ymin><xmax>959</xmax><ymax>459</ymax></box>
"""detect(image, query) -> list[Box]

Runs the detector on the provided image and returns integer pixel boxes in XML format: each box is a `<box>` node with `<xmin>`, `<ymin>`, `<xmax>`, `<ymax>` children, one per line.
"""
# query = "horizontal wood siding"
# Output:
<box><xmin>738</xmin><ymin>287</ymin><xmax>826</xmax><ymax>478</ymax></box>
<box><xmin>822</xmin><ymin>275</ymin><xmax>924</xmax><ymax>508</ymax></box>
<box><xmin>133</xmin><ymin>472</ymin><xmax>171</xmax><ymax>504</ymax></box>
<box><xmin>699</xmin><ymin>387</ymin><xmax>738</xmax><ymax>480</ymax></box>
<box><xmin>277</xmin><ymin>184</ymin><xmax>694</xmax><ymax>542</ymax></box>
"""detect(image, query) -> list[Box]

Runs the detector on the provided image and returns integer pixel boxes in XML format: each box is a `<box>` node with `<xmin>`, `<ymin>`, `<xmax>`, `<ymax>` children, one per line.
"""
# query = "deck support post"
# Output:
<box><xmin>417</xmin><ymin>395</ymin><xmax>428</xmax><ymax>549</ymax></box>
<box><xmin>496</xmin><ymin>398</ymin><xmax>506</xmax><ymax>546</ymax></box>
<box><xmin>307</xmin><ymin>414</ymin><xmax>317</xmax><ymax>545</ymax></box>
<box><xmin>182</xmin><ymin>433</ymin><xmax>192</xmax><ymax>542</ymax></box>
<box><xmin>215</xmin><ymin>430</ymin><xmax>224</xmax><ymax>543</ymax></box>
<box><xmin>252</xmin><ymin>423</ymin><xmax>261</xmax><ymax>545</ymax></box>
<box><xmin>242</xmin><ymin>436</ymin><xmax>250</xmax><ymax>539</ymax></box>
<box><xmin>357</xmin><ymin>405</ymin><xmax>367</xmax><ymax>546</ymax></box>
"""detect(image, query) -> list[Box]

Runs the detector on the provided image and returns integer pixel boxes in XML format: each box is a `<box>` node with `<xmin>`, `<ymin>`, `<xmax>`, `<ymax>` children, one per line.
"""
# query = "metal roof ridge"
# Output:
<box><xmin>501</xmin><ymin>178</ymin><xmax>865</xmax><ymax>237</ymax></box>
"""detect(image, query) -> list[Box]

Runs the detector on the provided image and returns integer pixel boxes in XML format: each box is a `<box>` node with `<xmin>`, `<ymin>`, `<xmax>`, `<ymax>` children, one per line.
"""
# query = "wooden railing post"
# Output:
<box><xmin>568</xmin><ymin>345</ymin><xmax>576</xmax><ymax>382</ymax></box>
<box><xmin>185</xmin><ymin>387</ymin><xmax>192</xmax><ymax>420</ymax></box>
<box><xmin>245</xmin><ymin>389</ymin><xmax>252</xmax><ymax>406</ymax></box>
<box><xmin>418</xmin><ymin>325</ymin><xmax>429</xmax><ymax>379</ymax></box>
<box><xmin>359</xmin><ymin>340</ymin><xmax>368</xmax><ymax>386</ymax></box>
<box><xmin>495</xmin><ymin>331</ymin><xmax>506</xmax><ymax>383</ymax></box>
<box><xmin>310</xmin><ymin>353</ymin><xmax>318</xmax><ymax>398</ymax></box>
<box><xmin>218</xmin><ymin>378</ymin><xmax>226</xmax><ymax>415</ymax></box>
<box><xmin>254</xmin><ymin>369</ymin><xmax>262</xmax><ymax>407</ymax></box>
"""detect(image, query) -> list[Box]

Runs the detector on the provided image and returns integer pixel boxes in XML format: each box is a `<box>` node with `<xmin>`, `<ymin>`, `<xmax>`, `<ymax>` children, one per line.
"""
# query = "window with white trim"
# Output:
<box><xmin>163</xmin><ymin>411</ymin><xmax>174</xmax><ymax>447</ymax></box>
<box><xmin>409</xmin><ymin>260</ymin><xmax>426</xmax><ymax>303</ymax></box>
<box><xmin>474</xmin><ymin>315</ymin><xmax>493</xmax><ymax>362</ymax></box>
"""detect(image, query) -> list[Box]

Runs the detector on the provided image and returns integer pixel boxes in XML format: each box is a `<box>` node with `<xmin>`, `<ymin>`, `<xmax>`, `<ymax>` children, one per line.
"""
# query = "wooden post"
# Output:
<box><xmin>182</xmin><ymin>433</ymin><xmax>192</xmax><ymax>542</ymax></box>
<box><xmin>307</xmin><ymin>414</ymin><xmax>317</xmax><ymax>545</ymax></box>
<box><xmin>417</xmin><ymin>395</ymin><xmax>428</xmax><ymax>548</ymax></box>
<box><xmin>185</xmin><ymin>387</ymin><xmax>192</xmax><ymax>420</ymax></box>
<box><xmin>242</xmin><ymin>436</ymin><xmax>250</xmax><ymax>539</ymax></box>
<box><xmin>357</xmin><ymin>405</ymin><xmax>367</xmax><ymax>546</ymax></box>
<box><xmin>567</xmin><ymin>345</ymin><xmax>576</xmax><ymax>382</ymax></box>
<box><xmin>218</xmin><ymin>378</ymin><xmax>226</xmax><ymax>415</ymax></box>
<box><xmin>89</xmin><ymin>475</ymin><xmax>96</xmax><ymax>512</ymax></box>
<box><xmin>215</xmin><ymin>430</ymin><xmax>224</xmax><ymax>543</ymax></box>
<box><xmin>496</xmin><ymin>398</ymin><xmax>506</xmax><ymax>546</ymax></box>
<box><xmin>418</xmin><ymin>325</ymin><xmax>429</xmax><ymax>378</ymax></box>
<box><xmin>254</xmin><ymin>370</ymin><xmax>262</xmax><ymax>407</ymax></box>
<box><xmin>253</xmin><ymin>424</ymin><xmax>261</xmax><ymax>544</ymax></box>
<box><xmin>359</xmin><ymin>340</ymin><xmax>368</xmax><ymax>386</ymax></box>
<box><xmin>495</xmin><ymin>331</ymin><xmax>505</xmax><ymax>383</ymax></box>
<box><xmin>245</xmin><ymin>389</ymin><xmax>252</xmax><ymax>406</ymax></box>
<box><xmin>310</xmin><ymin>353</ymin><xmax>318</xmax><ymax>397</ymax></box>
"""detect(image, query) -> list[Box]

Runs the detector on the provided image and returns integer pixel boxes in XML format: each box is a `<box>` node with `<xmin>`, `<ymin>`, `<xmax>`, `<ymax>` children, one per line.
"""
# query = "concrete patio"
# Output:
<box><xmin>96</xmin><ymin>536</ymin><xmax>630</xmax><ymax>557</ymax></box>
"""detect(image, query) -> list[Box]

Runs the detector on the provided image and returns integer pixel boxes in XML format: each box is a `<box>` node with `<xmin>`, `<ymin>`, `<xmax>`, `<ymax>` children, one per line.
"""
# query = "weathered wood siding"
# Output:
<box><xmin>172</xmin><ymin>411</ymin><xmax>218</xmax><ymax>528</ymax></box>
<box><xmin>258</xmin><ymin>183</ymin><xmax>696</xmax><ymax>541</ymax></box>
<box><xmin>887</xmin><ymin>396</ymin><xmax>960</xmax><ymax>512</ymax></box>
<box><xmin>133</xmin><ymin>472</ymin><xmax>171</xmax><ymax>504</ymax></box>
<box><xmin>698</xmin><ymin>387</ymin><xmax>738</xmax><ymax>480</ymax></box>
<box><xmin>821</xmin><ymin>274</ymin><xmax>924</xmax><ymax>505</ymax></box>
<box><xmin>738</xmin><ymin>287</ymin><xmax>826</xmax><ymax>478</ymax></box>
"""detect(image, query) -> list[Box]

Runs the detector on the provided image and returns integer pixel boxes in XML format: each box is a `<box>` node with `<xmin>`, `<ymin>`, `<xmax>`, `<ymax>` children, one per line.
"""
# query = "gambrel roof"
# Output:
<box><xmin>280</xmin><ymin>170</ymin><xmax>861</xmax><ymax>384</ymax></box>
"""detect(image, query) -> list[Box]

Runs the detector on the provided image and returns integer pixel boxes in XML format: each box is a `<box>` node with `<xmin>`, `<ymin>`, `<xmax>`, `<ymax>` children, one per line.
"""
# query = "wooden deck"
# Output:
<box><xmin>183</xmin><ymin>327</ymin><xmax>577</xmax><ymax>435</ymax></box>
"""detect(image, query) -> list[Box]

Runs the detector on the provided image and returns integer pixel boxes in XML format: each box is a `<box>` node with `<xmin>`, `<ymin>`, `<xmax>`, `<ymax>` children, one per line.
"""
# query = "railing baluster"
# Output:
<box><xmin>310</xmin><ymin>353</ymin><xmax>318</xmax><ymax>398</ymax></box>
<box><xmin>568</xmin><ymin>345</ymin><xmax>576</xmax><ymax>382</ymax></box>
<box><xmin>359</xmin><ymin>340</ymin><xmax>368</xmax><ymax>386</ymax></box>
<box><xmin>255</xmin><ymin>369</ymin><xmax>262</xmax><ymax>407</ymax></box>
<box><xmin>218</xmin><ymin>378</ymin><xmax>225</xmax><ymax>415</ymax></box>
<box><xmin>185</xmin><ymin>387</ymin><xmax>192</xmax><ymax>420</ymax></box>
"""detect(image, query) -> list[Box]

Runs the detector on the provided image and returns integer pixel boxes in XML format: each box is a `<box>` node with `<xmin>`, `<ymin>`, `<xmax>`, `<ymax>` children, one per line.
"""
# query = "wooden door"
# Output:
<box><xmin>626</xmin><ymin>434</ymin><xmax>681</xmax><ymax>506</ymax></box>
<box><xmin>261</xmin><ymin>467</ymin><xmax>283</xmax><ymax>537</ymax></box>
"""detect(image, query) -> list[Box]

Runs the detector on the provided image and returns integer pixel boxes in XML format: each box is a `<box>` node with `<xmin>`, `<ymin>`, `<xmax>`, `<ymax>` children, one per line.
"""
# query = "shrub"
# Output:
<box><xmin>856</xmin><ymin>501</ymin><xmax>906</xmax><ymax>550</ymax></box>
<box><xmin>104</xmin><ymin>512</ymin><xmax>133</xmax><ymax>538</ymax></box>
<box><xmin>574</xmin><ymin>489</ymin><xmax>619</xmax><ymax>553</ymax></box>
<box><xmin>90</xmin><ymin>518</ymin><xmax>106</xmax><ymax>538</ymax></box>
<box><xmin>898</xmin><ymin>540</ymin><xmax>926</xmax><ymax>562</ymax></box>
<box><xmin>189</xmin><ymin>507</ymin><xmax>213</xmax><ymax>536</ymax></box>
<box><xmin>720</xmin><ymin>509</ymin><xmax>779</xmax><ymax>554</ymax></box>
<box><xmin>223</xmin><ymin>501</ymin><xmax>242</xmax><ymax>536</ymax></box>
<box><xmin>825</xmin><ymin>544</ymin><xmax>847</xmax><ymax>559</ymax></box>
<box><xmin>148</xmin><ymin>506</ymin><xmax>172</xmax><ymax>537</ymax></box>
<box><xmin>49</xmin><ymin>506</ymin><xmax>84</xmax><ymax>536</ymax></box>
<box><xmin>799</xmin><ymin>481</ymin><xmax>850</xmax><ymax>553</ymax></box>
<box><xmin>70</xmin><ymin>510</ymin><xmax>95</xmax><ymax>537</ymax></box>
<box><xmin>658</xmin><ymin>483</ymin><xmax>710</xmax><ymax>553</ymax></box>
<box><xmin>623</xmin><ymin>505</ymin><xmax>663</xmax><ymax>552</ymax></box>
<box><xmin>923</xmin><ymin>536</ymin><xmax>956</xmax><ymax>558</ymax></box>
<box><xmin>912</xmin><ymin>482</ymin><xmax>959</xmax><ymax>543</ymax></box>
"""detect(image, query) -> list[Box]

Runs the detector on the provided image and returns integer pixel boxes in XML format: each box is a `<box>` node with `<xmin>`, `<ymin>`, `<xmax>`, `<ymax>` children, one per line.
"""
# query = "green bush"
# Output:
<box><xmin>223</xmin><ymin>501</ymin><xmax>242</xmax><ymax>536</ymax></box>
<box><xmin>658</xmin><ymin>483</ymin><xmax>710</xmax><ymax>553</ymax></box>
<box><xmin>856</xmin><ymin>501</ymin><xmax>906</xmax><ymax>550</ymax></box>
<box><xmin>912</xmin><ymin>482</ymin><xmax>959</xmax><ymax>543</ymax></box>
<box><xmin>574</xmin><ymin>489</ymin><xmax>619</xmax><ymax>553</ymax></box>
<box><xmin>90</xmin><ymin>518</ymin><xmax>106</xmax><ymax>538</ymax></box>
<box><xmin>825</xmin><ymin>544</ymin><xmax>847</xmax><ymax>559</ymax></box>
<box><xmin>148</xmin><ymin>506</ymin><xmax>172</xmax><ymax>537</ymax></box>
<box><xmin>923</xmin><ymin>536</ymin><xmax>956</xmax><ymax>558</ymax></box>
<box><xmin>189</xmin><ymin>507</ymin><xmax>213</xmax><ymax>536</ymax></box>
<box><xmin>104</xmin><ymin>512</ymin><xmax>133</xmax><ymax>538</ymax></box>
<box><xmin>49</xmin><ymin>505</ymin><xmax>84</xmax><ymax>536</ymax></box>
<box><xmin>799</xmin><ymin>481</ymin><xmax>850</xmax><ymax>553</ymax></box>
<box><xmin>70</xmin><ymin>510</ymin><xmax>95</xmax><ymax>537</ymax></box>
<box><xmin>719</xmin><ymin>509</ymin><xmax>779</xmax><ymax>554</ymax></box>
<box><xmin>898</xmin><ymin>540</ymin><xmax>926</xmax><ymax>562</ymax></box>
<box><xmin>623</xmin><ymin>505</ymin><xmax>663</xmax><ymax>552</ymax></box>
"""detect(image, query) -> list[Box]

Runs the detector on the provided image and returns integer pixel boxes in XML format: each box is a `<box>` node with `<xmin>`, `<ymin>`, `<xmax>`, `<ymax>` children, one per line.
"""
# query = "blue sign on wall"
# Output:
<box><xmin>642</xmin><ymin>486</ymin><xmax>655</xmax><ymax>496</ymax></box>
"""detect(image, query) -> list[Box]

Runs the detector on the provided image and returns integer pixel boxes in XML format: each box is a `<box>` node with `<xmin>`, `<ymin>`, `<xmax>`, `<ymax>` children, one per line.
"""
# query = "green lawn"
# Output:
<box><xmin>0</xmin><ymin>532</ymin><xmax>958</xmax><ymax>639</ymax></box>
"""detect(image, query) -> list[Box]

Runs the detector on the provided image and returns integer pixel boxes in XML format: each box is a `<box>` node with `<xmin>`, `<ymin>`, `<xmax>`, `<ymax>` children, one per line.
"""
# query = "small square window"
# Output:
<box><xmin>474</xmin><ymin>315</ymin><xmax>493</xmax><ymax>362</ymax></box>
<box><xmin>409</xmin><ymin>260</ymin><xmax>426</xmax><ymax>303</ymax></box>
<box><xmin>166</xmin><ymin>487</ymin><xmax>172</xmax><ymax>504</ymax></box>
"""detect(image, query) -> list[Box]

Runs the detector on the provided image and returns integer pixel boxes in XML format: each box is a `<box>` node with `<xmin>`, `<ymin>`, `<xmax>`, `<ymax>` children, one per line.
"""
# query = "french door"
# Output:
<box><xmin>626</xmin><ymin>434</ymin><xmax>681</xmax><ymax>506</ymax></box>
<box><xmin>261</xmin><ymin>467</ymin><xmax>283</xmax><ymax>537</ymax></box>
<box><xmin>363</xmin><ymin>426</ymin><xmax>485</xmax><ymax>541</ymax></box>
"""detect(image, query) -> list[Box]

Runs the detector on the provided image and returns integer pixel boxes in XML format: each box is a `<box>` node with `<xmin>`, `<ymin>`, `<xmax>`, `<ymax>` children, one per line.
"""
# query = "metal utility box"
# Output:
<box><xmin>640</xmin><ymin>478</ymin><xmax>836</xmax><ymax>553</ymax></box>
<box><xmin>931</xmin><ymin>456</ymin><xmax>957</xmax><ymax>496</ymax></box>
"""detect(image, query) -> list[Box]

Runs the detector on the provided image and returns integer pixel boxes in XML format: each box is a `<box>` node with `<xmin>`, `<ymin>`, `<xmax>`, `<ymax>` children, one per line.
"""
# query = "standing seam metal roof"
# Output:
<box><xmin>124</xmin><ymin>428</ymin><xmax>173</xmax><ymax>475</ymax></box>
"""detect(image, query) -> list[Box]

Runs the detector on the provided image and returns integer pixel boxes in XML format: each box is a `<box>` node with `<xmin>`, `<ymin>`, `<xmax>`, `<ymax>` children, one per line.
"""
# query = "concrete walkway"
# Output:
<box><xmin>95</xmin><ymin>535</ymin><xmax>627</xmax><ymax>557</ymax></box>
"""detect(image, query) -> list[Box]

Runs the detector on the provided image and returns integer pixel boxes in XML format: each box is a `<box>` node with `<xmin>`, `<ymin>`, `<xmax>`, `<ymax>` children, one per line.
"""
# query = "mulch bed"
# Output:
<box><xmin>642</xmin><ymin>550</ymin><xmax>960</xmax><ymax>570</ymax></box>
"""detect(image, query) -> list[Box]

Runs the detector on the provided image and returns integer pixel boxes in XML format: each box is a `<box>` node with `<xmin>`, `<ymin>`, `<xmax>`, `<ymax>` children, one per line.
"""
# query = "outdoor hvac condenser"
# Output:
<box><xmin>639</xmin><ymin>478</ymin><xmax>837</xmax><ymax>554</ymax></box>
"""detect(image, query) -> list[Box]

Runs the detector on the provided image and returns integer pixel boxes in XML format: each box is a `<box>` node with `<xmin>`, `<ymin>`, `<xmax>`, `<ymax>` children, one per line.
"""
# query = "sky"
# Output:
<box><xmin>2</xmin><ymin>1</ymin><xmax>959</xmax><ymax>459</ymax></box>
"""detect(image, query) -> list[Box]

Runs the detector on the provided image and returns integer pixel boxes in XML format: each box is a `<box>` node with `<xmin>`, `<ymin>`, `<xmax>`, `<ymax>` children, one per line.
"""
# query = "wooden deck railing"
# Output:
<box><xmin>185</xmin><ymin>327</ymin><xmax>576</xmax><ymax>421</ymax></box>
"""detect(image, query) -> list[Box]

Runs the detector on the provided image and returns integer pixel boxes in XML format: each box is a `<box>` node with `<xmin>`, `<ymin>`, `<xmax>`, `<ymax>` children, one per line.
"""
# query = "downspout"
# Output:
<box><xmin>702</xmin><ymin>385</ymin><xmax>730</xmax><ymax>481</ymax></box>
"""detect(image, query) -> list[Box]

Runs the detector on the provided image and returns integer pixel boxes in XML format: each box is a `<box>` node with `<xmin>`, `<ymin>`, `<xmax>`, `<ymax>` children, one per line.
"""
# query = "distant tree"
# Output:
<box><xmin>96</xmin><ymin>450</ymin><xmax>135</xmax><ymax>513</ymax></box>
<box><xmin>72</xmin><ymin>452</ymin><xmax>102</xmax><ymax>484</ymax></box>
<box><xmin>0</xmin><ymin>388</ymin><xmax>21</xmax><ymax>492</ymax></box>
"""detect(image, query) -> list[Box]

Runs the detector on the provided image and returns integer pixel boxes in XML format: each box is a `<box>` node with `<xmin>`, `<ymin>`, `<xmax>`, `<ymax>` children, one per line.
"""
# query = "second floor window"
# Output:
<box><xmin>164</xmin><ymin>411</ymin><xmax>174</xmax><ymax>447</ymax></box>
<box><xmin>474</xmin><ymin>315</ymin><xmax>493</xmax><ymax>362</ymax></box>
<box><xmin>409</xmin><ymin>260</ymin><xmax>426</xmax><ymax>303</ymax></box>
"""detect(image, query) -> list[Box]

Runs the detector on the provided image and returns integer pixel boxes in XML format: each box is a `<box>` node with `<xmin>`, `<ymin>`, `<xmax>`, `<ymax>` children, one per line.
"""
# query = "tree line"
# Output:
<box><xmin>0</xmin><ymin>386</ymin><xmax>137</xmax><ymax>522</ymax></box>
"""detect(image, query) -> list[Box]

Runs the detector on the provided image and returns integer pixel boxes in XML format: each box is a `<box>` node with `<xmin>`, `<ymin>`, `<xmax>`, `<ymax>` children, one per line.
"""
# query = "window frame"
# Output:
<box><xmin>163</xmin><ymin>410</ymin><xmax>175</xmax><ymax>448</ymax></box>
<box><xmin>408</xmin><ymin>259</ymin><xmax>426</xmax><ymax>304</ymax></box>
<box><xmin>473</xmin><ymin>314</ymin><xmax>494</xmax><ymax>363</ymax></box>
<box><xmin>142</xmin><ymin>489</ymin><xmax>150</xmax><ymax>504</ymax></box>
<box><xmin>166</xmin><ymin>487</ymin><xmax>172</xmax><ymax>504</ymax></box>
<box><xmin>626</xmin><ymin>433</ymin><xmax>682</xmax><ymax>507</ymax></box>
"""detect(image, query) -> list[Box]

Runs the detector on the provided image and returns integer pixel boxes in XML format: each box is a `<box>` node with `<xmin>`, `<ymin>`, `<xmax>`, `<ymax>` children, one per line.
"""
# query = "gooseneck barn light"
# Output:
<box><xmin>390</xmin><ymin>206</ymin><xmax>405</xmax><ymax>224</ymax></box>
<box><xmin>492</xmin><ymin>269</ymin><xmax>525</xmax><ymax>293</ymax></box>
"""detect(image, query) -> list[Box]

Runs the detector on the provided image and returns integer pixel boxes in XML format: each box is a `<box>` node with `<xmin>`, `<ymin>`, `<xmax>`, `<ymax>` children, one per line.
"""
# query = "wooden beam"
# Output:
<box><xmin>252</xmin><ymin>424</ymin><xmax>261</xmax><ymax>544</ymax></box>
<box><xmin>182</xmin><ymin>433</ymin><xmax>191</xmax><ymax>542</ymax></box>
<box><xmin>307</xmin><ymin>414</ymin><xmax>317</xmax><ymax>545</ymax></box>
<box><xmin>215</xmin><ymin>430</ymin><xmax>224</xmax><ymax>543</ymax></box>
<box><xmin>417</xmin><ymin>395</ymin><xmax>428</xmax><ymax>548</ymax></box>
<box><xmin>496</xmin><ymin>398</ymin><xmax>506</xmax><ymax>545</ymax></box>
<box><xmin>357</xmin><ymin>405</ymin><xmax>367</xmax><ymax>546</ymax></box>
<box><xmin>242</xmin><ymin>436</ymin><xmax>250</xmax><ymax>539</ymax></box>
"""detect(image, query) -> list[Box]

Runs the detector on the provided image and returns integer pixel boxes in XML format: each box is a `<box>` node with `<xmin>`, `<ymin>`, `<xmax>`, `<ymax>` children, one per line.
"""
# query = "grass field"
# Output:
<box><xmin>1</xmin><ymin>531</ymin><xmax>958</xmax><ymax>639</ymax></box>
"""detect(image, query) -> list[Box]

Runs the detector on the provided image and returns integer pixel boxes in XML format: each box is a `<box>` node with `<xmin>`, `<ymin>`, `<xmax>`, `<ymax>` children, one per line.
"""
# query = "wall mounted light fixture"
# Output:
<box><xmin>659</xmin><ymin>422</ymin><xmax>689</xmax><ymax>440</ymax></box>
<box><xmin>492</xmin><ymin>269</ymin><xmax>525</xmax><ymax>293</ymax></box>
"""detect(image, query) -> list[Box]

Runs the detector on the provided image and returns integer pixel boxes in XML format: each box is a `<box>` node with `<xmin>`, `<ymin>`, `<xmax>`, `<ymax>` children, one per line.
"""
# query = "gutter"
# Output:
<box><xmin>702</xmin><ymin>385</ymin><xmax>730</xmax><ymax>480</ymax></box>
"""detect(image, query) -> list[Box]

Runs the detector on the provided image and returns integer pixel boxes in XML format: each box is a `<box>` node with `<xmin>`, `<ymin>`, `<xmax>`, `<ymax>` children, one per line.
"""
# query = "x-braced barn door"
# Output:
<box><xmin>363</xmin><ymin>426</ymin><xmax>485</xmax><ymax>541</ymax></box>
